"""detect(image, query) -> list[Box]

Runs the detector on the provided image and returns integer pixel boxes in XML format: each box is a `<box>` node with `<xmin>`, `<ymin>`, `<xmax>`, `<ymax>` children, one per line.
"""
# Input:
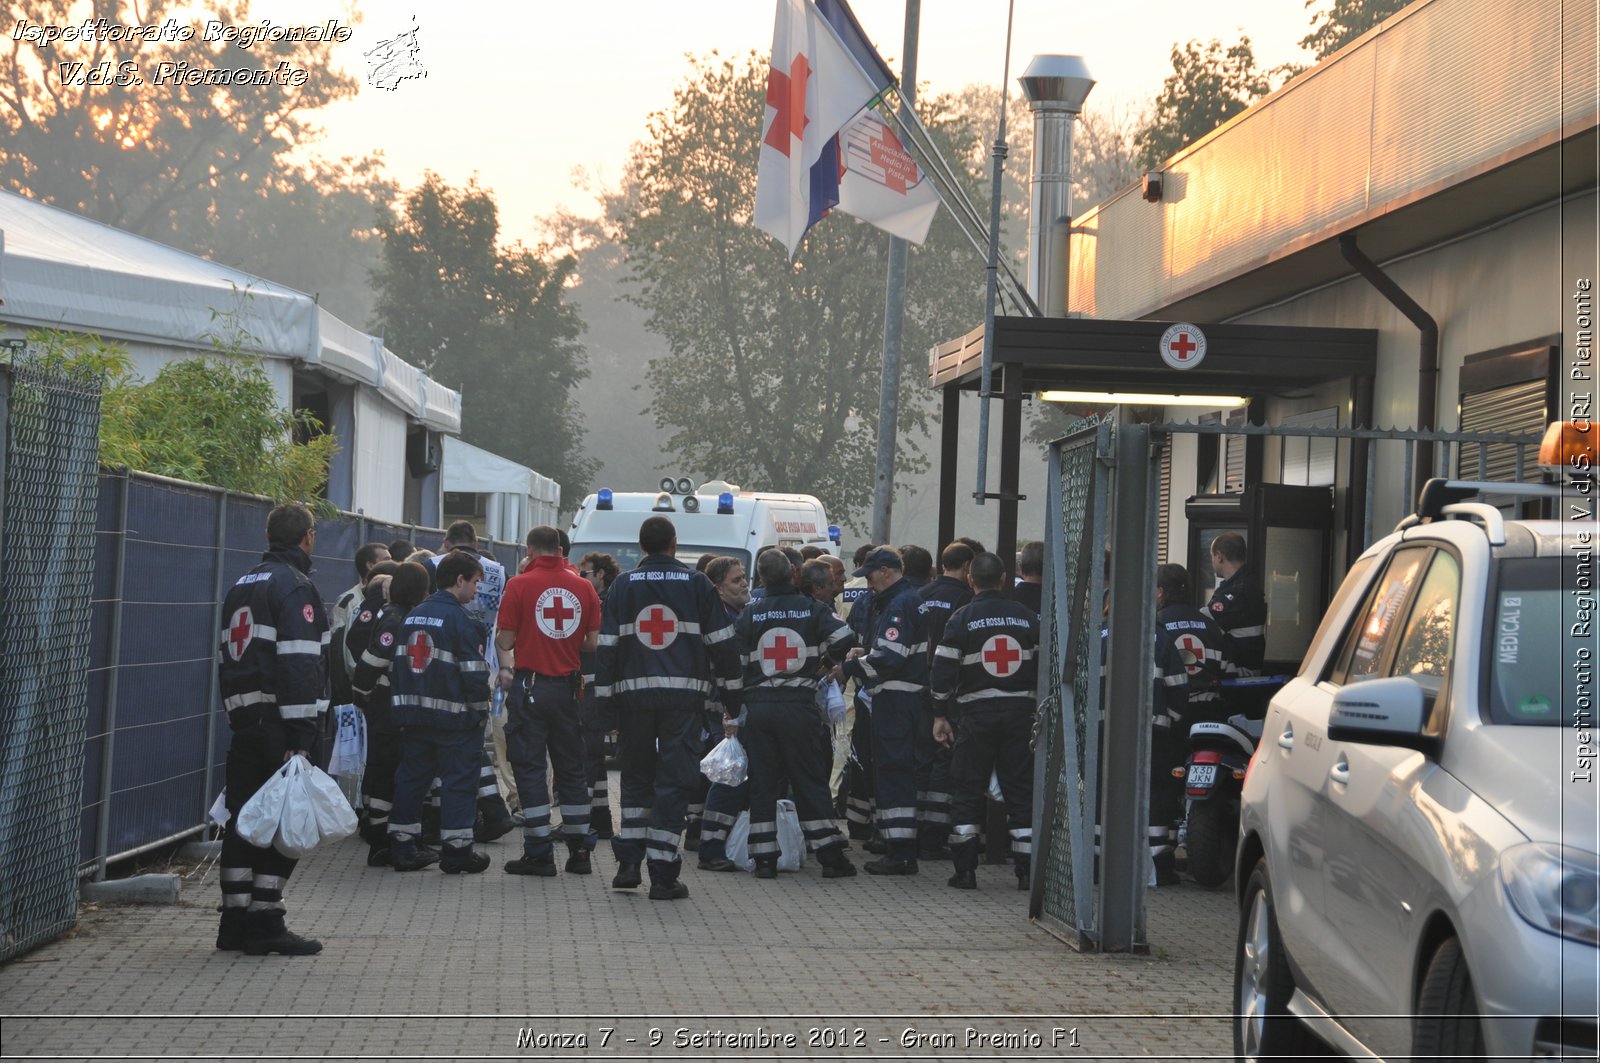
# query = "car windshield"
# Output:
<box><xmin>1484</xmin><ymin>557</ymin><xmax>1586</xmax><ymax>726</ymax></box>
<box><xmin>569</xmin><ymin>542</ymin><xmax>751</xmax><ymax>575</ymax></box>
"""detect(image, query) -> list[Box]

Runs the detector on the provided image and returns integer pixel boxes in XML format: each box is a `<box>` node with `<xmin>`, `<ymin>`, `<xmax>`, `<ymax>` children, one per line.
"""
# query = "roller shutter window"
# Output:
<box><xmin>1224</xmin><ymin>407</ymin><xmax>1248</xmax><ymax>494</ymax></box>
<box><xmin>1280</xmin><ymin>407</ymin><xmax>1338</xmax><ymax>487</ymax></box>
<box><xmin>1458</xmin><ymin>380</ymin><xmax>1545</xmax><ymax>483</ymax></box>
<box><xmin>1157</xmin><ymin>438</ymin><xmax>1172</xmax><ymax>563</ymax></box>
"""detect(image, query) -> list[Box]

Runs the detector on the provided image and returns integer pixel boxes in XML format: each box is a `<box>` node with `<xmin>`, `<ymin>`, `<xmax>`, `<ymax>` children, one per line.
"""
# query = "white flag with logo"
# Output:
<box><xmin>835</xmin><ymin>109</ymin><xmax>941</xmax><ymax>244</ymax></box>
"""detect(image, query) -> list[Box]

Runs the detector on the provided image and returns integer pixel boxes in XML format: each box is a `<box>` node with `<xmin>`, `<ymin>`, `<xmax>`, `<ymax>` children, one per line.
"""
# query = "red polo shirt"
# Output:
<box><xmin>498</xmin><ymin>555</ymin><xmax>601</xmax><ymax>676</ymax></box>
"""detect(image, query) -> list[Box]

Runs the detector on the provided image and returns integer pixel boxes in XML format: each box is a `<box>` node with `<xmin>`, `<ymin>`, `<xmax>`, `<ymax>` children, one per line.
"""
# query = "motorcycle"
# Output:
<box><xmin>1175</xmin><ymin>676</ymin><xmax>1285</xmax><ymax>888</ymax></box>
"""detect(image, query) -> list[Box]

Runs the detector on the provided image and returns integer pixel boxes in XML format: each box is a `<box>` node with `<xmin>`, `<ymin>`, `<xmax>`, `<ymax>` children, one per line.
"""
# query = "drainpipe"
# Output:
<box><xmin>1338</xmin><ymin>232</ymin><xmax>1439</xmax><ymax>503</ymax></box>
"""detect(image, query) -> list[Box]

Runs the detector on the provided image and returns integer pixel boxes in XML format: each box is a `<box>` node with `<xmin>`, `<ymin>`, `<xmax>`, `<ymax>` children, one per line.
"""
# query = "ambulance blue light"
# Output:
<box><xmin>717</xmin><ymin>492</ymin><xmax>735</xmax><ymax>515</ymax></box>
<box><xmin>597</xmin><ymin>488</ymin><xmax>613</xmax><ymax>511</ymax></box>
<box><xmin>828</xmin><ymin>524</ymin><xmax>841</xmax><ymax>543</ymax></box>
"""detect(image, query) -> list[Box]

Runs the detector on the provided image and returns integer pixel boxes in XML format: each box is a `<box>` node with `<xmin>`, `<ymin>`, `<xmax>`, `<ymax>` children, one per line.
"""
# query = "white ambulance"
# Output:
<box><xmin>567</xmin><ymin>478</ymin><xmax>839</xmax><ymax>571</ymax></box>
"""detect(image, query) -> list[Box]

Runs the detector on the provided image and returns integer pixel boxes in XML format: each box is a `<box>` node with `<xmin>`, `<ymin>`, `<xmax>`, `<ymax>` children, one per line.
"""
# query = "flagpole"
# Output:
<box><xmin>973</xmin><ymin>0</ymin><xmax>1017</xmax><ymax>511</ymax></box>
<box><xmin>868</xmin><ymin>0</ymin><xmax>920</xmax><ymax>547</ymax></box>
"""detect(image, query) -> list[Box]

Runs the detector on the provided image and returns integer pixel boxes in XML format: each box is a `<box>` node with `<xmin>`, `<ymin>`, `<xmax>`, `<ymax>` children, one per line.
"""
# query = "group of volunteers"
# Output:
<box><xmin>210</xmin><ymin>501</ymin><xmax>1263</xmax><ymax>955</ymax></box>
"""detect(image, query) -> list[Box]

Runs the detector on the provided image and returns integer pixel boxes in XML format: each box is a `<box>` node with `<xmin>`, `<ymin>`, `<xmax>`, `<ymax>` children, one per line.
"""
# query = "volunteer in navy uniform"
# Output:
<box><xmin>930</xmin><ymin>552</ymin><xmax>1039</xmax><ymax>891</ymax></box>
<box><xmin>1155</xmin><ymin>563</ymin><xmax>1237</xmax><ymax>725</ymax></box>
<box><xmin>494</xmin><ymin>525</ymin><xmax>602</xmax><ymax>877</ymax></box>
<box><xmin>839</xmin><ymin>547</ymin><xmax>928</xmax><ymax>875</ymax></box>
<box><xmin>386</xmin><ymin>551</ymin><xmax>496</xmax><ymax>874</ymax></box>
<box><xmin>592</xmin><ymin>516</ymin><xmax>744</xmax><ymax>900</ymax></box>
<box><xmin>1206</xmin><ymin>531</ymin><xmax>1267</xmax><ymax>674</ymax></box>
<box><xmin>214</xmin><ymin>503</ymin><xmax>330</xmax><ymax>957</ymax></box>
<box><xmin>913</xmin><ymin>542</ymin><xmax>975</xmax><ymax>859</ymax></box>
<box><xmin>350</xmin><ymin>561</ymin><xmax>433</xmax><ymax>866</ymax></box>
<box><xmin>734</xmin><ymin>548</ymin><xmax>858</xmax><ymax>879</ymax></box>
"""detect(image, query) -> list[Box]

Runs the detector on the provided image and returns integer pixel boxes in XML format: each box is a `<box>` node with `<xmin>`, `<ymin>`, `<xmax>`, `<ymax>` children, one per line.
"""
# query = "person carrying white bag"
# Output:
<box><xmin>214</xmin><ymin>503</ymin><xmax>330</xmax><ymax>957</ymax></box>
<box><xmin>235</xmin><ymin>754</ymin><xmax>359</xmax><ymax>859</ymax></box>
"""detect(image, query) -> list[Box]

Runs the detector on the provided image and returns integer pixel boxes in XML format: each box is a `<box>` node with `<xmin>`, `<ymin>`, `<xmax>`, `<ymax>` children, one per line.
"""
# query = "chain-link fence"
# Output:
<box><xmin>0</xmin><ymin>357</ymin><xmax>104</xmax><ymax>962</ymax></box>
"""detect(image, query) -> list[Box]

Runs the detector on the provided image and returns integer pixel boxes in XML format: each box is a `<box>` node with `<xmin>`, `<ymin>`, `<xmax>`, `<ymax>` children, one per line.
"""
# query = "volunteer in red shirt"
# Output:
<box><xmin>494</xmin><ymin>524</ymin><xmax>603</xmax><ymax>877</ymax></box>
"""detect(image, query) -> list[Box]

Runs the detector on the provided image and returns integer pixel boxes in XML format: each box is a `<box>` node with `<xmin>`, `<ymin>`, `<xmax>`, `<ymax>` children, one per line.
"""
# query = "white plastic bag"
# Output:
<box><xmin>724</xmin><ymin>802</ymin><xmax>806</xmax><ymax>873</ymax></box>
<box><xmin>275</xmin><ymin>756</ymin><xmax>360</xmax><ymax>858</ymax></box>
<box><xmin>987</xmin><ymin>770</ymin><xmax>1004</xmax><ymax>803</ymax></box>
<box><xmin>326</xmin><ymin>704</ymin><xmax>367</xmax><ymax>777</ymax></box>
<box><xmin>699</xmin><ymin>736</ymin><xmax>748</xmax><ymax>786</ymax></box>
<box><xmin>235</xmin><ymin>758</ymin><xmax>297</xmax><ymax>849</ymax></box>
<box><xmin>207</xmin><ymin>790</ymin><xmax>230</xmax><ymax>828</ymax></box>
<box><xmin>814</xmin><ymin>678</ymin><xmax>848</xmax><ymax>724</ymax></box>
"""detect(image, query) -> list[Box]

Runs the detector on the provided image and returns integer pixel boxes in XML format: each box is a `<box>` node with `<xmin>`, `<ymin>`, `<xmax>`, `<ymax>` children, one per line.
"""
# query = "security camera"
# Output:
<box><xmin>1142</xmin><ymin>172</ymin><xmax>1164</xmax><ymax>203</ymax></box>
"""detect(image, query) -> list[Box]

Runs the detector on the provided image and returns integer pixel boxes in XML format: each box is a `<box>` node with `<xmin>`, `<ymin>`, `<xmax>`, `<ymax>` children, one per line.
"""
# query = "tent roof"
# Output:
<box><xmin>0</xmin><ymin>191</ymin><xmax>460</xmax><ymax>433</ymax></box>
<box><xmin>443</xmin><ymin>435</ymin><xmax>538</xmax><ymax>496</ymax></box>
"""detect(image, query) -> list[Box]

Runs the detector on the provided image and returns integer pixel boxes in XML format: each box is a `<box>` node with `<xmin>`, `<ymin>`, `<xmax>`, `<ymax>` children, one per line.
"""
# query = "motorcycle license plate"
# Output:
<box><xmin>1186</xmin><ymin>764</ymin><xmax>1218</xmax><ymax>788</ymax></box>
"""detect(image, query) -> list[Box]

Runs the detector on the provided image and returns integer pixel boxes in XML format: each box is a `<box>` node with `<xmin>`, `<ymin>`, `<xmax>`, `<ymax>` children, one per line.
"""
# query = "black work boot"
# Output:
<box><xmin>818</xmin><ymin>846</ymin><xmax>857</xmax><ymax>880</ymax></box>
<box><xmin>505</xmin><ymin>851</ymin><xmax>557</xmax><ymax>877</ymax></box>
<box><xmin>440</xmin><ymin>844</ymin><xmax>491</xmax><ymax>874</ymax></box>
<box><xmin>1153</xmin><ymin>851</ymin><xmax>1181</xmax><ymax>888</ymax></box>
<box><xmin>612</xmin><ymin>862</ymin><xmax>642</xmax><ymax>889</ymax></box>
<box><xmin>389</xmin><ymin>840</ymin><xmax>440</xmax><ymax>872</ymax></box>
<box><xmin>754</xmin><ymin>858</ymin><xmax>778</xmax><ymax>880</ymax></box>
<box><xmin>591</xmin><ymin>808</ymin><xmax>615</xmax><ymax>840</ymax></box>
<box><xmin>646</xmin><ymin>859</ymin><xmax>689</xmax><ymax>900</ymax></box>
<box><xmin>240</xmin><ymin>910</ymin><xmax>322</xmax><ymax>956</ymax></box>
<box><xmin>948</xmin><ymin>837</ymin><xmax>979</xmax><ymax>889</ymax></box>
<box><xmin>863</xmin><ymin>856</ymin><xmax>918</xmax><ymax>876</ymax></box>
<box><xmin>475</xmin><ymin>795</ymin><xmax>518</xmax><ymax>842</ymax></box>
<box><xmin>215</xmin><ymin>907</ymin><xmax>250</xmax><ymax>951</ymax></box>
<box><xmin>1014</xmin><ymin>856</ymin><xmax>1031</xmax><ymax>891</ymax></box>
<box><xmin>563</xmin><ymin>845</ymin><xmax>592</xmax><ymax>875</ymax></box>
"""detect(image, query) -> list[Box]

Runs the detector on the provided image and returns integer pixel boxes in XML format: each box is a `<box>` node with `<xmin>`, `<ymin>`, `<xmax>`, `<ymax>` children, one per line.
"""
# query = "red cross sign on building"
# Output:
<box><xmin>757</xmin><ymin>626</ymin><xmax>805</xmax><ymax>676</ymax></box>
<box><xmin>405</xmin><ymin>631</ymin><xmax>435</xmax><ymax>673</ymax></box>
<box><xmin>535</xmin><ymin>586</ymin><xmax>582</xmax><ymax>639</ymax></box>
<box><xmin>226</xmin><ymin>606</ymin><xmax>254</xmax><ymax>661</ymax></box>
<box><xmin>981</xmin><ymin>634</ymin><xmax>1023</xmax><ymax>678</ymax></box>
<box><xmin>1158</xmin><ymin>322</ymin><xmax>1207</xmax><ymax>371</ymax></box>
<box><xmin>636</xmin><ymin>605</ymin><xmax>679</xmax><ymax>650</ymax></box>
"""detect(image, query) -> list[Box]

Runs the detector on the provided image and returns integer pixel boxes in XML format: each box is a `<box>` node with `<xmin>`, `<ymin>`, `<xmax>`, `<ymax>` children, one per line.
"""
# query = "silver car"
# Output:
<box><xmin>1232</xmin><ymin>479</ymin><xmax>1598</xmax><ymax>1060</ymax></box>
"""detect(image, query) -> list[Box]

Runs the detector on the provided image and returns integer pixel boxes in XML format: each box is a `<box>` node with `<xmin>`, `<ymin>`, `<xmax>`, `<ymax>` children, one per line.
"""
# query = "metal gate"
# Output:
<box><xmin>0</xmin><ymin>355</ymin><xmax>103</xmax><ymax>961</ymax></box>
<box><xmin>1030</xmin><ymin>413</ymin><xmax>1544</xmax><ymax>953</ymax></box>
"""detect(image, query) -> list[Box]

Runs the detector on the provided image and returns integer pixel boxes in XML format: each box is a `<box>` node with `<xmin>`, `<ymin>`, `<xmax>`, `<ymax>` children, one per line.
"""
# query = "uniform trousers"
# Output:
<box><xmin>612</xmin><ymin>696</ymin><xmax>702</xmax><ymax>877</ymax></box>
<box><xmin>947</xmin><ymin>707</ymin><xmax>1033</xmax><ymax>875</ymax></box>
<box><xmin>913</xmin><ymin>700</ymin><xmax>954</xmax><ymax>852</ymax></box>
<box><xmin>844</xmin><ymin>695</ymin><xmax>876</xmax><ymax>837</ymax></box>
<box><xmin>220</xmin><ymin>717</ymin><xmax>318</xmax><ymax>913</ymax></box>
<box><xmin>1148</xmin><ymin>719</ymin><xmax>1186</xmax><ymax>865</ymax></box>
<box><xmin>389</xmin><ymin>726</ymin><xmax>481</xmax><ymax>851</ymax></box>
<box><xmin>697</xmin><ymin>779</ymin><xmax>749</xmax><ymax>863</ymax></box>
<box><xmin>505</xmin><ymin>673</ymin><xmax>591</xmax><ymax>857</ymax></box>
<box><xmin>744</xmin><ymin>695</ymin><xmax>846</xmax><ymax>861</ymax></box>
<box><xmin>579</xmin><ymin>692</ymin><xmax>612</xmax><ymax>824</ymax></box>
<box><xmin>362</xmin><ymin>725</ymin><xmax>401</xmax><ymax>830</ymax></box>
<box><xmin>867</xmin><ymin>691</ymin><xmax>919</xmax><ymax>862</ymax></box>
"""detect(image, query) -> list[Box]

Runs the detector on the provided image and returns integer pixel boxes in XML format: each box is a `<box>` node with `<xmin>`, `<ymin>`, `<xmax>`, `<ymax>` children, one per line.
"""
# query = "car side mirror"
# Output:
<box><xmin>1328</xmin><ymin>676</ymin><xmax>1442</xmax><ymax>758</ymax></box>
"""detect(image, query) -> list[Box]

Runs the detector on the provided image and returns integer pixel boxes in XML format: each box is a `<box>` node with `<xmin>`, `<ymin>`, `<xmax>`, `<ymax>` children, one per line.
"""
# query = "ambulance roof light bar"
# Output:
<box><xmin>596</xmin><ymin>488</ymin><xmax>613</xmax><ymax>511</ymax></box>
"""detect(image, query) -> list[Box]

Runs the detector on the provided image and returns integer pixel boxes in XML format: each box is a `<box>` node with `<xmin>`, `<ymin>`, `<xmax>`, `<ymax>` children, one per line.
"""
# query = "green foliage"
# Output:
<box><xmin>1135</xmin><ymin>37</ymin><xmax>1272</xmax><ymax>170</ymax></box>
<box><xmin>615</xmin><ymin>51</ymin><xmax>987</xmax><ymax>527</ymax></box>
<box><xmin>25</xmin><ymin>328</ymin><xmax>337</xmax><ymax>509</ymax></box>
<box><xmin>369</xmin><ymin>174</ymin><xmax>595</xmax><ymax>495</ymax></box>
<box><xmin>1300</xmin><ymin>0</ymin><xmax>1410</xmax><ymax>60</ymax></box>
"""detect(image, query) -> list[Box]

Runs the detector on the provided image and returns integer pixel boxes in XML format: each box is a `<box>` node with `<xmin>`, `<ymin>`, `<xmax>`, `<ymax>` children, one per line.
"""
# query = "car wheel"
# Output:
<box><xmin>1413</xmin><ymin>937</ymin><xmax>1485</xmax><ymax>1059</ymax></box>
<box><xmin>1234</xmin><ymin>857</ymin><xmax>1320</xmax><ymax>1062</ymax></box>
<box><xmin>1185</xmin><ymin>800</ymin><xmax>1237</xmax><ymax>888</ymax></box>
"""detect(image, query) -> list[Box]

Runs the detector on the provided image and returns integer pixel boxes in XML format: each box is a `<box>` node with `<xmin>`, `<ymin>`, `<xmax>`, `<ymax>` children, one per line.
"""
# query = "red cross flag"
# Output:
<box><xmin>757</xmin><ymin>626</ymin><xmax>806</xmax><ymax>676</ymax></box>
<box><xmin>636</xmin><ymin>605</ymin><xmax>679</xmax><ymax>650</ymax></box>
<box><xmin>981</xmin><ymin>634</ymin><xmax>1023</xmax><ymax>678</ymax></box>
<box><xmin>1159</xmin><ymin>322</ymin><xmax>1207</xmax><ymax>371</ymax></box>
<box><xmin>753</xmin><ymin>0</ymin><xmax>880</xmax><ymax>257</ymax></box>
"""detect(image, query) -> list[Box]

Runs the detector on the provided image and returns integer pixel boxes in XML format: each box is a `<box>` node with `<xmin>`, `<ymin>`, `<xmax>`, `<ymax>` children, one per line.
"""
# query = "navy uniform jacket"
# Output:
<box><xmin>1208</xmin><ymin>570</ymin><xmax>1267</xmax><ymax>673</ymax></box>
<box><xmin>218</xmin><ymin>546</ymin><xmax>330</xmax><ymax>750</ymax></box>
<box><xmin>1157</xmin><ymin>603</ymin><xmax>1237</xmax><ymax>713</ymax></box>
<box><xmin>388</xmin><ymin>590</ymin><xmax>492</xmax><ymax>731</ymax></box>
<box><xmin>1099</xmin><ymin>621</ymin><xmax>1190</xmax><ymax>729</ymax></box>
<box><xmin>351</xmin><ymin>606</ymin><xmax>405</xmax><ymax>731</ymax></box>
<box><xmin>841</xmin><ymin>579</ymin><xmax>928</xmax><ymax>701</ymax></box>
<box><xmin>735</xmin><ymin>583</ymin><xmax>854</xmax><ymax>701</ymax></box>
<box><xmin>918</xmin><ymin>575</ymin><xmax>974</xmax><ymax>668</ymax></box>
<box><xmin>930</xmin><ymin>590</ymin><xmax>1039</xmax><ymax>719</ymax></box>
<box><xmin>593</xmin><ymin>553</ymin><xmax>743</xmax><ymax>713</ymax></box>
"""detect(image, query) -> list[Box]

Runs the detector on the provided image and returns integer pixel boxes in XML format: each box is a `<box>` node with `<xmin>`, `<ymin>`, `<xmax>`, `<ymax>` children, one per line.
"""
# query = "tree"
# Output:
<box><xmin>0</xmin><ymin>0</ymin><xmax>389</xmax><ymax>327</ymax></box>
<box><xmin>370</xmin><ymin>174</ymin><xmax>595</xmax><ymax>494</ymax></box>
<box><xmin>614</xmin><ymin>52</ymin><xmax>989</xmax><ymax>528</ymax></box>
<box><xmin>1300</xmin><ymin>0</ymin><xmax>1410</xmax><ymax>61</ymax></box>
<box><xmin>1135</xmin><ymin>37</ymin><xmax>1272</xmax><ymax>170</ymax></box>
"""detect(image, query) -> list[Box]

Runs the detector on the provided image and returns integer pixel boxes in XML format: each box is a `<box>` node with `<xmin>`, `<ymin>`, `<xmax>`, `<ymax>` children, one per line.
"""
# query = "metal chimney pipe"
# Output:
<box><xmin>1018</xmin><ymin>55</ymin><xmax>1094</xmax><ymax>316</ymax></box>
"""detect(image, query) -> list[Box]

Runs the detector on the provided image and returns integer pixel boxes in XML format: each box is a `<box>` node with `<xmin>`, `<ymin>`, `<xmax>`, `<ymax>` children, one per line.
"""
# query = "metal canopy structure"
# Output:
<box><xmin>927</xmin><ymin>315</ymin><xmax>1380</xmax><ymax>568</ymax></box>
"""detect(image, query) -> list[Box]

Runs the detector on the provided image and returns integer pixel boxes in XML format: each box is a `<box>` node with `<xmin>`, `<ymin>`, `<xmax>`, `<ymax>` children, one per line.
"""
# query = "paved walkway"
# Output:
<box><xmin>1</xmin><ymin>812</ymin><xmax>1240</xmax><ymax>1062</ymax></box>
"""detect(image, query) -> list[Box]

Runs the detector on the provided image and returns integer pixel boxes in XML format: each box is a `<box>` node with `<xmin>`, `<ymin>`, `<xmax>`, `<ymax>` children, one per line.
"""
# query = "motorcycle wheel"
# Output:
<box><xmin>1185</xmin><ymin>798</ymin><xmax>1238</xmax><ymax>888</ymax></box>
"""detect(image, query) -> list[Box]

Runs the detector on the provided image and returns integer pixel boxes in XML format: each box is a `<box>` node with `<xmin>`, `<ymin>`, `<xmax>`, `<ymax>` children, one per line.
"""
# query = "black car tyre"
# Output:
<box><xmin>1413</xmin><ymin>937</ymin><xmax>1485</xmax><ymax>1060</ymax></box>
<box><xmin>1185</xmin><ymin>799</ymin><xmax>1237</xmax><ymax>888</ymax></box>
<box><xmin>1233</xmin><ymin>857</ymin><xmax>1320</xmax><ymax>1062</ymax></box>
